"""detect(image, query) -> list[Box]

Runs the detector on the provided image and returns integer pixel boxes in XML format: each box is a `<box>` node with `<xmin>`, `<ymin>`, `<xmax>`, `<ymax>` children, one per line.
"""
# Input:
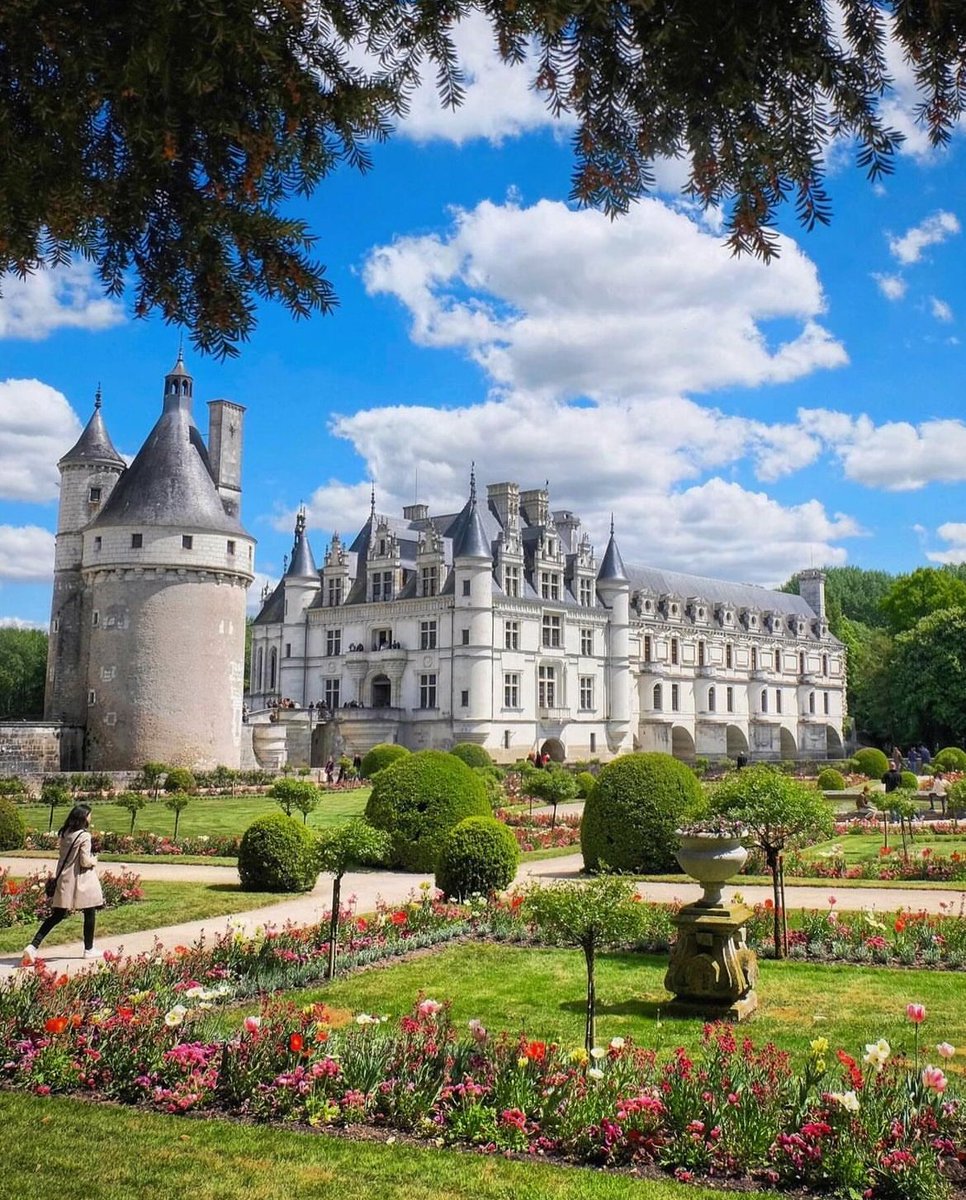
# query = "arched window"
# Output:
<box><xmin>809</xmin><ymin>691</ymin><xmax>816</xmax><ymax>714</ymax></box>
<box><xmin>653</xmin><ymin>683</ymin><xmax>663</xmax><ymax>711</ymax></box>
<box><xmin>269</xmin><ymin>647</ymin><xmax>278</xmax><ymax>691</ymax></box>
<box><xmin>822</xmin><ymin>654</ymin><xmax>829</xmax><ymax>676</ymax></box>
<box><xmin>760</xmin><ymin>689</ymin><xmax>768</xmax><ymax>714</ymax></box>
<box><xmin>255</xmin><ymin>646</ymin><xmax>263</xmax><ymax>692</ymax></box>
<box><xmin>708</xmin><ymin>686</ymin><xmax>716</xmax><ymax>712</ymax></box>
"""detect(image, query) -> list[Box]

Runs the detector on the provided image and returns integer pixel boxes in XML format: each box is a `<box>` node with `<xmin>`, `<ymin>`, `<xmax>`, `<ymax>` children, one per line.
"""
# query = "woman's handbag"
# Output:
<box><xmin>44</xmin><ymin>833</ymin><xmax>82</xmax><ymax>899</ymax></box>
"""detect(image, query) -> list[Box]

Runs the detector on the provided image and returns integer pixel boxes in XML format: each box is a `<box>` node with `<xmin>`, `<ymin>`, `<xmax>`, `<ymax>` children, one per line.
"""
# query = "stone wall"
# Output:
<box><xmin>0</xmin><ymin>723</ymin><xmax>84</xmax><ymax>780</ymax></box>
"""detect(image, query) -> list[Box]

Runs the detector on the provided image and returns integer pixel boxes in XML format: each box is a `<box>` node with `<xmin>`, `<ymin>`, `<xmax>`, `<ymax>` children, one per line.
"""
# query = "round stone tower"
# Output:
<box><xmin>596</xmin><ymin>517</ymin><xmax>632</xmax><ymax>753</ymax></box>
<box><xmin>45</xmin><ymin>388</ymin><xmax>126</xmax><ymax>724</ymax></box>
<box><xmin>450</xmin><ymin>468</ymin><xmax>494</xmax><ymax>740</ymax></box>
<box><xmin>81</xmin><ymin>354</ymin><xmax>255</xmax><ymax>769</ymax></box>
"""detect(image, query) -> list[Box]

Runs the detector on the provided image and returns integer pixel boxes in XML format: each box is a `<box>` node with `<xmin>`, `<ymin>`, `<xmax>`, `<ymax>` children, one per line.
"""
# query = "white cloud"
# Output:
<box><xmin>0</xmin><ymin>525</ymin><xmax>55</xmax><ymax>583</ymax></box>
<box><xmin>0</xmin><ymin>380</ymin><xmax>83</xmax><ymax>502</ymax></box>
<box><xmin>888</xmin><ymin>211</ymin><xmax>960</xmax><ymax>265</ymax></box>
<box><xmin>0</xmin><ymin>263</ymin><xmax>123</xmax><ymax>340</ymax></box>
<box><xmin>0</xmin><ymin>616</ymin><xmax>45</xmax><ymax>629</ymax></box>
<box><xmin>363</xmin><ymin>197</ymin><xmax>846</xmax><ymax>400</ymax></box>
<box><xmin>927</xmin><ymin>523</ymin><xmax>966</xmax><ymax>565</ymax></box>
<box><xmin>929</xmin><ymin>296</ymin><xmax>954</xmax><ymax>322</ymax></box>
<box><xmin>873</xmin><ymin>272</ymin><xmax>906</xmax><ymax>301</ymax></box>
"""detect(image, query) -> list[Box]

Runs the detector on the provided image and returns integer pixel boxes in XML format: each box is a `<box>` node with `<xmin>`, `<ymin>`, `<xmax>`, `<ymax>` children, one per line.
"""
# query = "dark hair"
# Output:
<box><xmin>59</xmin><ymin>804</ymin><xmax>92</xmax><ymax>837</ymax></box>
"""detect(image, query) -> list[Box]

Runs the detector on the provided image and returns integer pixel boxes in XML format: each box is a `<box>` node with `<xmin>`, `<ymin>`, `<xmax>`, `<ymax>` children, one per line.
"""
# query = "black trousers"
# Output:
<box><xmin>31</xmin><ymin>907</ymin><xmax>97</xmax><ymax>951</ymax></box>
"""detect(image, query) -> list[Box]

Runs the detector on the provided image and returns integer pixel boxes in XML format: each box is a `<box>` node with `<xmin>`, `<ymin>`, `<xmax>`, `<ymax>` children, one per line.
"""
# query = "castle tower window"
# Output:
<box><xmin>708</xmin><ymin>686</ymin><xmax>715</xmax><ymax>712</ymax></box>
<box><xmin>87</xmin><ymin>689</ymin><xmax>96</xmax><ymax>705</ymax></box>
<box><xmin>269</xmin><ymin>648</ymin><xmax>277</xmax><ymax>690</ymax></box>
<box><xmin>751</xmin><ymin>646</ymin><xmax>759</xmax><ymax>671</ymax></box>
<box><xmin>671</xmin><ymin>683</ymin><xmax>679</xmax><ymax>711</ymax></box>
<box><xmin>284</xmin><ymin>643</ymin><xmax>291</xmax><ymax>658</ymax></box>
<box><xmin>461</xmin><ymin>628</ymin><xmax>470</xmax><ymax>645</ymax></box>
<box><xmin>698</xmin><ymin>640</ymin><xmax>705</xmax><ymax>667</ymax></box>
<box><xmin>460</xmin><ymin>690</ymin><xmax>469</xmax><ymax>707</ymax></box>
<box><xmin>504</xmin><ymin>672</ymin><xmax>520</xmax><ymax>708</ymax></box>
<box><xmin>461</xmin><ymin>579</ymin><xmax>471</xmax><ymax>597</ymax></box>
<box><xmin>227</xmin><ymin>540</ymin><xmax>236</xmax><ymax>555</ymax></box>
<box><xmin>94</xmin><ymin>536</ymin><xmax>102</xmax><ymax>551</ymax></box>
<box><xmin>504</xmin><ymin>730</ymin><xmax>511</xmax><ymax>750</ymax></box>
<box><xmin>823</xmin><ymin>691</ymin><xmax>830</xmax><ymax>715</ymax></box>
<box><xmin>590</xmin><ymin>732</ymin><xmax>597</xmax><ymax>753</ymax></box>
<box><xmin>652</xmin><ymin>683</ymin><xmax>662</xmax><ymax>710</ymax></box>
<box><xmin>504</xmin><ymin>620</ymin><xmax>520</xmax><ymax>650</ymax></box>
<box><xmin>822</xmin><ymin>654</ymin><xmax>829</xmax><ymax>675</ymax></box>
<box><xmin>131</xmin><ymin>533</ymin><xmax>143</xmax><ymax>549</ymax></box>
<box><xmin>89</xmin><ymin>486</ymin><xmax>101</xmax><ymax>503</ymax></box>
<box><xmin>182</xmin><ymin>535</ymin><xmax>193</xmax><ymax>549</ymax></box>
<box><xmin>809</xmin><ymin>691</ymin><xmax>816</xmax><ymax>714</ymax></box>
<box><xmin>92</xmin><ymin>611</ymin><xmax>99</xmax><ymax>626</ymax></box>
<box><xmin>775</xmin><ymin>690</ymin><xmax>783</xmax><ymax>714</ymax></box>
<box><xmin>760</xmin><ymin>689</ymin><xmax>768</xmax><ymax>714</ymax></box>
<box><xmin>799</xmin><ymin>651</ymin><xmax>806</xmax><ymax>675</ymax></box>
<box><xmin>643</xmin><ymin>634</ymin><xmax>652</xmax><ymax>662</ymax></box>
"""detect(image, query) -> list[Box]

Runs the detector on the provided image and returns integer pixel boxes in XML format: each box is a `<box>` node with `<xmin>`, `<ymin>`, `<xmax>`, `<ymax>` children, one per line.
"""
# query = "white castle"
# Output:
<box><xmin>248</xmin><ymin>475</ymin><xmax>846</xmax><ymax>766</ymax></box>
<box><xmin>44</xmin><ymin>355</ymin><xmax>255</xmax><ymax>769</ymax></box>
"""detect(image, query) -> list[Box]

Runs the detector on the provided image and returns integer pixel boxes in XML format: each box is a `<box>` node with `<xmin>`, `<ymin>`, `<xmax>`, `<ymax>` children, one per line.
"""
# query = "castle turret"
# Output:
<box><xmin>80</xmin><ymin>354</ymin><xmax>255</xmax><ymax>769</ymax></box>
<box><xmin>277</xmin><ymin>509</ymin><xmax>320</xmax><ymax>704</ymax></box>
<box><xmin>450</xmin><ymin>467</ymin><xmax>494</xmax><ymax>733</ymax></box>
<box><xmin>596</xmin><ymin>516</ymin><xmax>631</xmax><ymax>750</ymax></box>
<box><xmin>798</xmin><ymin>568</ymin><xmax>826</xmax><ymax>622</ymax></box>
<box><xmin>45</xmin><ymin>388</ymin><xmax>126</xmax><ymax>723</ymax></box>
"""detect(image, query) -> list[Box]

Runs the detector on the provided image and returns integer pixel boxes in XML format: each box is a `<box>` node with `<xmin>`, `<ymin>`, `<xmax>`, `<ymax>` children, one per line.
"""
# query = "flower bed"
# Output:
<box><xmin>0</xmin><ymin>867</ymin><xmax>143</xmax><ymax>928</ymax></box>
<box><xmin>775</xmin><ymin>847</ymin><xmax>966</xmax><ymax>884</ymax></box>
<box><xmin>495</xmin><ymin>808</ymin><xmax>582</xmax><ymax>852</ymax></box>
<box><xmin>24</xmin><ymin>830</ymin><xmax>243</xmax><ymax>858</ymax></box>
<box><xmin>4</xmin><ymin>978</ymin><xmax>963</xmax><ymax>1197</ymax></box>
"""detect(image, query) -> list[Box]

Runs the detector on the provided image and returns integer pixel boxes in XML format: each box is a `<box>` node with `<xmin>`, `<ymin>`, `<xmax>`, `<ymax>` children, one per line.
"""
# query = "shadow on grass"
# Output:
<box><xmin>558</xmin><ymin>997</ymin><xmax>686</xmax><ymax>1020</ymax></box>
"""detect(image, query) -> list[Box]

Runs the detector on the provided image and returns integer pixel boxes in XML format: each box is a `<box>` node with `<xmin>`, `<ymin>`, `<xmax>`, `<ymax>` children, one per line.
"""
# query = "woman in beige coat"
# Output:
<box><xmin>23</xmin><ymin>803</ymin><xmax>104</xmax><ymax>962</ymax></box>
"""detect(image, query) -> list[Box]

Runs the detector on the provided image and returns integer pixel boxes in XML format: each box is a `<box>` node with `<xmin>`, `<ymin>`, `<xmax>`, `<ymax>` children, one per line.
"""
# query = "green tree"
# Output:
<box><xmin>710</xmin><ymin>765</ymin><xmax>834</xmax><ymax>958</ymax></box>
<box><xmin>139</xmin><ymin>762</ymin><xmax>167</xmax><ymax>800</ymax></box>
<box><xmin>890</xmin><ymin>608</ymin><xmax>966</xmax><ymax>747</ymax></box>
<box><xmin>40</xmin><ymin>782</ymin><xmax>70</xmax><ymax>832</ymax></box>
<box><xmin>163</xmin><ymin>792</ymin><xmax>190</xmax><ymax>839</ymax></box>
<box><xmin>315</xmin><ymin>820</ymin><xmax>390</xmax><ymax>979</ymax></box>
<box><xmin>880</xmin><ymin>568</ymin><xmax>966</xmax><ymax>636</ymax></box>
<box><xmin>270</xmin><ymin>777</ymin><xmax>319</xmax><ymax>820</ymax></box>
<box><xmin>525</xmin><ymin>875</ymin><xmax>644</xmax><ymax>1053</ymax></box>
<box><xmin>0</xmin><ymin>628</ymin><xmax>48</xmax><ymax>717</ymax></box>
<box><xmin>525</xmin><ymin>765</ymin><xmax>578</xmax><ymax>830</ymax></box>
<box><xmin>837</xmin><ymin>617</ymin><xmax>897</xmax><ymax>744</ymax></box>
<box><xmin>115</xmin><ymin>790</ymin><xmax>148</xmax><ymax>834</ymax></box>
<box><xmin>6</xmin><ymin>3</ymin><xmax>966</xmax><ymax>354</ymax></box>
<box><xmin>781</xmin><ymin>566</ymin><xmax>894</xmax><ymax>635</ymax></box>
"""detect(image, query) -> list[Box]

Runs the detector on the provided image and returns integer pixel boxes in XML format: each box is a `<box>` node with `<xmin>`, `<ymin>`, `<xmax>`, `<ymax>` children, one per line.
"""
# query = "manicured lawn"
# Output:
<box><xmin>275</xmin><ymin>942</ymin><xmax>966</xmax><ymax>1060</ymax></box>
<box><xmin>20</xmin><ymin>787</ymin><xmax>371</xmax><ymax>839</ymax></box>
<box><xmin>804</xmin><ymin>831</ymin><xmax>966</xmax><ymax>864</ymax></box>
<box><xmin>0</xmin><ymin>880</ymin><xmax>291</xmax><ymax>954</ymax></box>
<box><xmin>0</xmin><ymin>1092</ymin><xmax>773</xmax><ymax>1200</ymax></box>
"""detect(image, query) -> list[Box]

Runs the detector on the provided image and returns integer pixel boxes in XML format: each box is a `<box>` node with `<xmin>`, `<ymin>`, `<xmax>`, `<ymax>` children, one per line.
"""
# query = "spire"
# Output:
<box><xmin>286</xmin><ymin>506</ymin><xmax>318</xmax><ymax>578</ymax></box>
<box><xmin>163</xmin><ymin>347</ymin><xmax>193</xmax><ymax>413</ymax></box>
<box><xmin>370</xmin><ymin>482</ymin><xmax>376</xmax><ymax>520</ymax></box>
<box><xmin>452</xmin><ymin>465</ymin><xmax>491</xmax><ymax>559</ymax></box>
<box><xmin>597</xmin><ymin>517</ymin><xmax>628</xmax><ymax>585</ymax></box>
<box><xmin>59</xmin><ymin>389</ymin><xmax>125</xmax><ymax>467</ymax></box>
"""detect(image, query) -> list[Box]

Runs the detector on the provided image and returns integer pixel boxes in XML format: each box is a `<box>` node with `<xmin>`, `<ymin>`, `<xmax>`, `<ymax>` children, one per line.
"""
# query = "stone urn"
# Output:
<box><xmin>674</xmin><ymin>831</ymin><xmax>748</xmax><ymax>907</ymax></box>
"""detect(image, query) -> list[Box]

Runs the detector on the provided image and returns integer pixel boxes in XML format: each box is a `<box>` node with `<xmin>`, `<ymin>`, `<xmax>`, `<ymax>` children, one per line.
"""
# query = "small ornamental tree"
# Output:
<box><xmin>270</xmin><ymin>777</ymin><xmax>318</xmax><ymax>819</ymax></box>
<box><xmin>164</xmin><ymin>766</ymin><xmax>196</xmax><ymax>794</ymax></box>
<box><xmin>291</xmin><ymin>782</ymin><xmax>322</xmax><ymax>824</ymax></box>
<box><xmin>41</xmin><ymin>782</ymin><xmax>71</xmax><ymax>832</ymax></box>
<box><xmin>140</xmin><ymin>762</ymin><xmax>167</xmax><ymax>798</ymax></box>
<box><xmin>525</xmin><ymin>876</ymin><xmax>644</xmax><ymax>1052</ymax></box>
<box><xmin>164</xmin><ymin>792</ymin><xmax>190</xmax><ymax>839</ymax></box>
<box><xmin>315</xmin><ymin>819</ymin><xmax>391</xmax><ymax>979</ymax></box>
<box><xmin>115</xmin><ymin>790</ymin><xmax>148</xmax><ymax>833</ymax></box>
<box><xmin>710</xmin><ymin>764</ymin><xmax>834</xmax><ymax>957</ymax></box>
<box><xmin>526</xmin><ymin>765</ymin><xmax>578</xmax><ymax>829</ymax></box>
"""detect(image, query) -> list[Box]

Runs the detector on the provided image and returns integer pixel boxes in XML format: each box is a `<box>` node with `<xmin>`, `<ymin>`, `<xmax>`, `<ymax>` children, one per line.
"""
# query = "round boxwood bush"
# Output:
<box><xmin>364</xmin><ymin>749</ymin><xmax>491</xmax><ymax>871</ymax></box>
<box><xmin>435</xmin><ymin>816</ymin><xmax>520</xmax><ymax>900</ymax></box>
<box><xmin>576</xmin><ymin>770</ymin><xmax>596</xmax><ymax>799</ymax></box>
<box><xmin>934</xmin><ymin>746</ymin><xmax>966</xmax><ymax>772</ymax></box>
<box><xmin>816</xmin><ymin>767</ymin><xmax>846</xmax><ymax>792</ymax></box>
<box><xmin>164</xmin><ymin>766</ymin><xmax>196</xmax><ymax>793</ymax></box>
<box><xmin>0</xmin><ymin>797</ymin><xmax>25</xmax><ymax>851</ymax></box>
<box><xmin>580</xmin><ymin>752</ymin><xmax>706</xmax><ymax>874</ymax></box>
<box><xmin>449</xmin><ymin>742</ymin><xmax>493</xmax><ymax>769</ymax></box>
<box><xmin>901</xmin><ymin>770</ymin><xmax>921</xmax><ymax>790</ymax></box>
<box><xmin>360</xmin><ymin>743</ymin><xmax>410</xmax><ymax>779</ymax></box>
<box><xmin>850</xmin><ymin>747</ymin><xmax>890</xmax><ymax>781</ymax></box>
<box><xmin>237</xmin><ymin>813</ymin><xmax>319</xmax><ymax>892</ymax></box>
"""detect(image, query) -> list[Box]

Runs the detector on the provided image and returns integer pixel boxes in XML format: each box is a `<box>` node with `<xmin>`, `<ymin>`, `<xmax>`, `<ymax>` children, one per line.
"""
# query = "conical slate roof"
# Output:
<box><xmin>91</xmin><ymin>357</ymin><xmax>245</xmax><ymax>534</ymax></box>
<box><xmin>59</xmin><ymin>391</ymin><xmax>125</xmax><ymax>467</ymax></box>
<box><xmin>597</xmin><ymin>518</ymin><xmax>628</xmax><ymax>584</ymax></box>
<box><xmin>286</xmin><ymin>511</ymin><xmax>318</xmax><ymax>578</ymax></box>
<box><xmin>451</xmin><ymin>468</ymin><xmax>491</xmax><ymax>559</ymax></box>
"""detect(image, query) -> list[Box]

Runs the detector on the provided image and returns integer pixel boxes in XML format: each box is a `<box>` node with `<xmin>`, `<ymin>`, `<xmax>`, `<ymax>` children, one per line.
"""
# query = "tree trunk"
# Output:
<box><xmin>767</xmin><ymin>849</ymin><xmax>783</xmax><ymax>957</ymax></box>
<box><xmin>130</xmin><ymin>812</ymin><xmax>136</xmax><ymax>834</ymax></box>
<box><xmin>883</xmin><ymin>810</ymin><xmax>888</xmax><ymax>851</ymax></box>
<box><xmin>778</xmin><ymin>854</ymin><xmax>789</xmax><ymax>958</ymax></box>
<box><xmin>47</xmin><ymin>806</ymin><xmax>54</xmax><ymax>832</ymax></box>
<box><xmin>583</xmin><ymin>937</ymin><xmax>596</xmax><ymax>1053</ymax></box>
<box><xmin>550</xmin><ymin>802</ymin><xmax>557</xmax><ymax>831</ymax></box>
<box><xmin>327</xmin><ymin>874</ymin><xmax>342</xmax><ymax>980</ymax></box>
<box><xmin>173</xmin><ymin>812</ymin><xmax>180</xmax><ymax>839</ymax></box>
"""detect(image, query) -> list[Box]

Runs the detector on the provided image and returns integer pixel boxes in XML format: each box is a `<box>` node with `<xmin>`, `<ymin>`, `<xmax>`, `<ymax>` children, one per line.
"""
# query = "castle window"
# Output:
<box><xmin>726</xmin><ymin>686</ymin><xmax>734</xmax><ymax>712</ymax></box>
<box><xmin>269</xmin><ymin>648</ymin><xmax>277</xmax><ymax>690</ymax></box>
<box><xmin>751</xmin><ymin>646</ymin><xmax>759</xmax><ymax>672</ymax></box>
<box><xmin>579</xmin><ymin>676</ymin><xmax>595</xmax><ymax>711</ymax></box>
<box><xmin>652</xmin><ymin>683</ymin><xmax>662</xmax><ymax>710</ymax></box>
<box><xmin>373</xmin><ymin>628</ymin><xmax>392</xmax><ymax>650</ymax></box>
<box><xmin>822</xmin><ymin>653</ymin><xmax>830</xmax><ymax>675</ymax></box>
<box><xmin>546</xmin><ymin>539</ymin><xmax>556</xmax><ymax>557</ymax></box>
<box><xmin>541</xmin><ymin>614</ymin><xmax>562</xmax><ymax>648</ymax></box>
<box><xmin>327</xmin><ymin>577</ymin><xmax>344</xmax><ymax>607</ymax></box>
<box><xmin>92</xmin><ymin>611</ymin><xmax>99</xmax><ymax>626</ymax></box>
<box><xmin>579</xmin><ymin>578</ymin><xmax>594</xmax><ymax>606</ymax></box>
<box><xmin>51</xmin><ymin>618</ymin><xmax>60</xmax><ymax>633</ymax></box>
<box><xmin>760</xmin><ymin>689</ymin><xmax>768</xmax><ymax>714</ymax></box>
<box><xmin>284</xmin><ymin>643</ymin><xmax>291</xmax><ymax>658</ymax></box>
<box><xmin>504</xmin><ymin>673</ymin><xmax>520</xmax><ymax>708</ymax></box>
<box><xmin>325</xmin><ymin>628</ymin><xmax>342</xmax><ymax>656</ymax></box>
<box><xmin>670</xmin><ymin>637</ymin><xmax>679</xmax><ymax>665</ymax></box>
<box><xmin>540</xmin><ymin>571</ymin><xmax>560</xmax><ymax>601</ymax></box>
<box><xmin>504</xmin><ymin>620</ymin><xmax>520</xmax><ymax>650</ymax></box>
<box><xmin>419</xmin><ymin>620</ymin><xmax>437</xmax><ymax>650</ymax></box>
<box><xmin>504</xmin><ymin>564</ymin><xmax>520</xmax><ymax>597</ymax></box>
<box><xmin>799</xmin><ymin>651</ymin><xmax>806</xmax><ymax>675</ymax></box>
<box><xmin>87</xmin><ymin>690</ymin><xmax>96</xmax><ymax>705</ymax></box>
<box><xmin>460</xmin><ymin>690</ymin><xmax>469</xmax><ymax>707</ymax></box>
<box><xmin>725</xmin><ymin>643</ymin><xmax>733</xmax><ymax>669</ymax></box>
<box><xmin>323</xmin><ymin>679</ymin><xmax>340</xmax><ymax>709</ymax></box>
<box><xmin>643</xmin><ymin>634</ymin><xmax>652</xmax><ymax>661</ymax></box>
<box><xmin>671</xmin><ymin>684</ymin><xmax>679</xmax><ymax>712</ymax></box>
<box><xmin>462</xmin><ymin>579</ymin><xmax>471</xmax><ymax>597</ymax></box>
<box><xmin>504</xmin><ymin>730</ymin><xmax>511</xmax><ymax>750</ymax></box>
<box><xmin>131</xmin><ymin>533</ymin><xmax>143</xmax><ymax>548</ymax></box>
<box><xmin>590</xmin><ymin>732</ymin><xmax>597</xmax><ymax>753</ymax></box>
<box><xmin>88</xmin><ymin>486</ymin><xmax>101</xmax><ymax>503</ymax></box>
<box><xmin>461</xmin><ymin>628</ymin><xmax>470</xmax><ymax>645</ymax></box>
<box><xmin>809</xmin><ymin>691</ymin><xmax>816</xmax><ymax>714</ymax></box>
<box><xmin>824</xmin><ymin>691</ymin><xmax>830</xmax><ymax>715</ymax></box>
<box><xmin>698</xmin><ymin>640</ymin><xmax>705</xmax><ymax>667</ymax></box>
<box><xmin>419</xmin><ymin>673</ymin><xmax>437</xmax><ymax>709</ymax></box>
<box><xmin>94</xmin><ymin>536</ymin><xmax>102</xmax><ymax>551</ymax></box>
<box><xmin>538</xmin><ymin>664</ymin><xmax>557</xmax><ymax>708</ymax></box>
<box><xmin>708</xmin><ymin>686</ymin><xmax>716</xmax><ymax>712</ymax></box>
<box><xmin>775</xmin><ymin>690</ymin><xmax>783</xmax><ymax>714</ymax></box>
<box><xmin>227</xmin><ymin>540</ymin><xmax>236</xmax><ymax>555</ymax></box>
<box><xmin>182</xmin><ymin>535</ymin><xmax>193</xmax><ymax>550</ymax></box>
<box><xmin>580</xmin><ymin>627</ymin><xmax>593</xmax><ymax>656</ymax></box>
<box><xmin>420</xmin><ymin>565</ymin><xmax>438</xmax><ymax>597</ymax></box>
<box><xmin>371</xmin><ymin>571</ymin><xmax>393</xmax><ymax>602</ymax></box>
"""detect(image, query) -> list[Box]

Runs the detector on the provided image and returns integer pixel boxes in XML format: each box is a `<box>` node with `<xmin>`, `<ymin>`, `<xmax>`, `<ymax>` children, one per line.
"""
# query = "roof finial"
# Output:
<box><xmin>295</xmin><ymin>506</ymin><xmax>306</xmax><ymax>536</ymax></box>
<box><xmin>94</xmin><ymin>382</ymin><xmax>102</xmax><ymax>410</ymax></box>
<box><xmin>610</xmin><ymin>512</ymin><xmax>615</xmax><ymax>537</ymax></box>
<box><xmin>370</xmin><ymin>482</ymin><xmax>376</xmax><ymax>519</ymax></box>
<box><xmin>177</xmin><ymin>330</ymin><xmax>184</xmax><ymax>366</ymax></box>
<box><xmin>469</xmin><ymin>461</ymin><xmax>477</xmax><ymax>504</ymax></box>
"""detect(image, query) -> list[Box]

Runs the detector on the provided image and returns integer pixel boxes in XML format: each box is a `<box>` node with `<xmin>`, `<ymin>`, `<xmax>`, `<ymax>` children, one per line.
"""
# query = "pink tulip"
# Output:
<box><xmin>937</xmin><ymin>1042</ymin><xmax>956</xmax><ymax>1059</ymax></box>
<box><xmin>243</xmin><ymin>1015</ymin><xmax>261</xmax><ymax>1034</ymax></box>
<box><xmin>417</xmin><ymin>998</ymin><xmax>443</xmax><ymax>1017</ymax></box>
<box><xmin>922</xmin><ymin>1065</ymin><xmax>947</xmax><ymax>1093</ymax></box>
<box><xmin>906</xmin><ymin>1003</ymin><xmax>926</xmax><ymax>1024</ymax></box>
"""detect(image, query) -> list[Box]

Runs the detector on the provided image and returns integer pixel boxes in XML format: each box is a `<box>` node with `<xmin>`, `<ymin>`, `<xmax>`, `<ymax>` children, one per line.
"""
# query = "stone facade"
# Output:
<box><xmin>249</xmin><ymin>479</ymin><xmax>846</xmax><ymax>765</ymax></box>
<box><xmin>44</xmin><ymin>358</ymin><xmax>255</xmax><ymax>771</ymax></box>
<box><xmin>0</xmin><ymin>723</ymin><xmax>83</xmax><ymax>779</ymax></box>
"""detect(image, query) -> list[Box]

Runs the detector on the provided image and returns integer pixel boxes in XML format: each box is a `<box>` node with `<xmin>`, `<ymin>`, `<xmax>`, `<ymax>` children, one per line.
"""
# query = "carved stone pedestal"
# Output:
<box><xmin>664</xmin><ymin>901</ymin><xmax>759</xmax><ymax>1022</ymax></box>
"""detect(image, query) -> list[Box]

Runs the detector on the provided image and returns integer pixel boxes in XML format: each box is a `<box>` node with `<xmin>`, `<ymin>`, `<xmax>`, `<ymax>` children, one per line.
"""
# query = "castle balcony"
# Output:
<box><xmin>750</xmin><ymin>669</ymin><xmax>771</xmax><ymax>682</ymax></box>
<box><xmin>696</xmin><ymin>664</ymin><xmax>717</xmax><ymax>679</ymax></box>
<box><xmin>538</xmin><ymin>707</ymin><xmax>571</xmax><ymax>725</ymax></box>
<box><xmin>798</xmin><ymin>672</ymin><xmax>821</xmax><ymax>685</ymax></box>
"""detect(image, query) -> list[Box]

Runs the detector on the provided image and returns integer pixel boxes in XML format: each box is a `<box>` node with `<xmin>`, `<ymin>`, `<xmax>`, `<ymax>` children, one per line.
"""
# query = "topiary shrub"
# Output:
<box><xmin>449</xmin><ymin>742</ymin><xmax>493</xmax><ymax>769</ymax></box>
<box><xmin>473</xmin><ymin>766</ymin><xmax>505</xmax><ymax>809</ymax></box>
<box><xmin>0</xmin><ymin>797</ymin><xmax>26</xmax><ymax>851</ymax></box>
<box><xmin>576</xmin><ymin>771</ymin><xmax>596</xmax><ymax>799</ymax></box>
<box><xmin>850</xmin><ymin>747</ymin><xmax>890</xmax><ymax>781</ymax></box>
<box><xmin>364</xmin><ymin>749</ymin><xmax>491</xmax><ymax>871</ymax></box>
<box><xmin>817</xmin><ymin>768</ymin><xmax>846</xmax><ymax>792</ymax></box>
<box><xmin>237</xmin><ymin>813</ymin><xmax>319</xmax><ymax>892</ymax></box>
<box><xmin>580</xmin><ymin>752</ymin><xmax>706</xmax><ymax>874</ymax></box>
<box><xmin>164</xmin><ymin>766</ymin><xmax>197</xmax><ymax>793</ymax></box>
<box><xmin>901</xmin><ymin>770</ymin><xmax>920</xmax><ymax>791</ymax></box>
<box><xmin>934</xmin><ymin>746</ymin><xmax>966</xmax><ymax>772</ymax></box>
<box><xmin>435</xmin><ymin>816</ymin><xmax>520</xmax><ymax>900</ymax></box>
<box><xmin>360</xmin><ymin>743</ymin><xmax>410</xmax><ymax>779</ymax></box>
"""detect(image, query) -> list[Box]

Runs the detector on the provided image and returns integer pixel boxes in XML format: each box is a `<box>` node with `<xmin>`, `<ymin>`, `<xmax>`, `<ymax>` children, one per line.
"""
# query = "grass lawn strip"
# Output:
<box><xmin>0</xmin><ymin>880</ymin><xmax>290</xmax><ymax>953</ymax></box>
<box><xmin>0</xmin><ymin>1092</ymin><xmax>765</xmax><ymax>1200</ymax></box>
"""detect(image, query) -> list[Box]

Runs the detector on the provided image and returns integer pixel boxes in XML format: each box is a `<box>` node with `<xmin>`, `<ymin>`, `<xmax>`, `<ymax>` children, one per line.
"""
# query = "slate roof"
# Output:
<box><xmin>59</xmin><ymin>394</ymin><xmax>125</xmax><ymax>467</ymax></box>
<box><xmin>625</xmin><ymin>564</ymin><xmax>816</xmax><ymax>617</ymax></box>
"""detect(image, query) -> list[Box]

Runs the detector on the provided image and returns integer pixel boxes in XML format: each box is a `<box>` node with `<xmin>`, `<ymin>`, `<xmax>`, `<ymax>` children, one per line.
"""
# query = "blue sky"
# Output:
<box><xmin>2</xmin><ymin>16</ymin><xmax>966</xmax><ymax>627</ymax></box>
